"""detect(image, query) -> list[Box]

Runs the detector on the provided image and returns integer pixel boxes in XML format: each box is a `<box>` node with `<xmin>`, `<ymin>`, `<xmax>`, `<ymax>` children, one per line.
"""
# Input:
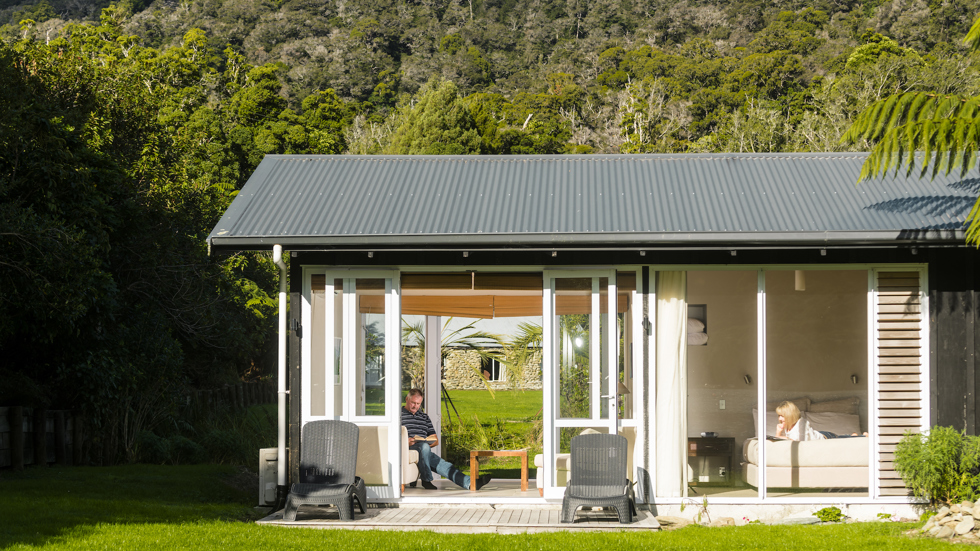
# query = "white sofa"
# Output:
<box><xmin>401</xmin><ymin>426</ymin><xmax>420</xmax><ymax>492</ymax></box>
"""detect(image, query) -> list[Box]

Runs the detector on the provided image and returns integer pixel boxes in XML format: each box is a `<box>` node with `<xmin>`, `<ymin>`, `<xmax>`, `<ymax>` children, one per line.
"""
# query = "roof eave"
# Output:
<box><xmin>207</xmin><ymin>229</ymin><xmax>968</xmax><ymax>254</ymax></box>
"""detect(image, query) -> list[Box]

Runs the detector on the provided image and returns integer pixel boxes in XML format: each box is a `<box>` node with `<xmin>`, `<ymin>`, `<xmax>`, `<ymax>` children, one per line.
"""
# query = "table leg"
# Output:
<box><xmin>520</xmin><ymin>451</ymin><xmax>528</xmax><ymax>492</ymax></box>
<box><xmin>470</xmin><ymin>452</ymin><xmax>477</xmax><ymax>491</ymax></box>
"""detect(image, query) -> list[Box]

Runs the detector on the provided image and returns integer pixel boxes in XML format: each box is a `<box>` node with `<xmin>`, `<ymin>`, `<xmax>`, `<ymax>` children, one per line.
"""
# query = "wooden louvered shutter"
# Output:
<box><xmin>876</xmin><ymin>270</ymin><xmax>925</xmax><ymax>497</ymax></box>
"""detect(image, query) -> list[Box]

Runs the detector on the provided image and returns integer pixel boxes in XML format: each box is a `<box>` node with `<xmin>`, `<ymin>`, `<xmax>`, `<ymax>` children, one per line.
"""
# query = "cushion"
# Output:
<box><xmin>687</xmin><ymin>318</ymin><xmax>705</xmax><ymax>332</ymax></box>
<box><xmin>805</xmin><ymin>412</ymin><xmax>862</xmax><ymax>436</ymax></box>
<box><xmin>809</xmin><ymin>396</ymin><xmax>861</xmax><ymax>415</ymax></box>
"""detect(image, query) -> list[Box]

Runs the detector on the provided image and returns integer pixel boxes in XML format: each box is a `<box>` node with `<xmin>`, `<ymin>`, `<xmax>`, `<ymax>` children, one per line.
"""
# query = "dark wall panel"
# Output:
<box><xmin>928</xmin><ymin>249</ymin><xmax>979</xmax><ymax>434</ymax></box>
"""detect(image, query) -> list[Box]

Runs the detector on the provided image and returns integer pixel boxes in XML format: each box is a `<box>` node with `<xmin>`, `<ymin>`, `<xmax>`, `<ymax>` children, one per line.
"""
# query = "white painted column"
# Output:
<box><xmin>424</xmin><ymin>316</ymin><xmax>442</xmax><ymax>472</ymax></box>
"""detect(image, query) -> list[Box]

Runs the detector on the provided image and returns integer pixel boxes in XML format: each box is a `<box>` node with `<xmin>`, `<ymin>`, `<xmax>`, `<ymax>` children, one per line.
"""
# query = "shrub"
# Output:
<box><xmin>815</xmin><ymin>506</ymin><xmax>844</xmax><ymax>522</ymax></box>
<box><xmin>134</xmin><ymin>431</ymin><xmax>171</xmax><ymax>464</ymax></box>
<box><xmin>894</xmin><ymin>425</ymin><xmax>980</xmax><ymax>505</ymax></box>
<box><xmin>168</xmin><ymin>435</ymin><xmax>207</xmax><ymax>465</ymax></box>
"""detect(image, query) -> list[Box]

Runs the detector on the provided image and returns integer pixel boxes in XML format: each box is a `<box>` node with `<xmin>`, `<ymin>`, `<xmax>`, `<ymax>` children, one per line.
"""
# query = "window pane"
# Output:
<box><xmin>356</xmin><ymin>278</ymin><xmax>386</xmax><ymax>417</ymax></box>
<box><xmin>686</xmin><ymin>271</ymin><xmax>758</xmax><ymax>498</ymax></box>
<box><xmin>333</xmin><ymin>279</ymin><xmax>343</xmax><ymax>417</ymax></box>
<box><xmin>556</xmin><ymin>278</ymin><xmax>592</xmax><ymax>419</ymax></box>
<box><xmin>599</xmin><ymin>277</ymin><xmax>610</xmax><ymax>419</ymax></box>
<box><xmin>310</xmin><ymin>276</ymin><xmax>326</xmax><ymax>417</ymax></box>
<box><xmin>765</xmin><ymin>270</ymin><xmax>868</xmax><ymax>496</ymax></box>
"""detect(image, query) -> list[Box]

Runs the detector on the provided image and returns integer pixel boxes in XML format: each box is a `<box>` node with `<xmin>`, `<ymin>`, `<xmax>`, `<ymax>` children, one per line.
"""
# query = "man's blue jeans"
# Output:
<box><xmin>411</xmin><ymin>442</ymin><xmax>470</xmax><ymax>489</ymax></box>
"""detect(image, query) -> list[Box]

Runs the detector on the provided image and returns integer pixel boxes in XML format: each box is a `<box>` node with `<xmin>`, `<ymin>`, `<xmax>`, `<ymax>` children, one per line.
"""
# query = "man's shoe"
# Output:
<box><xmin>475</xmin><ymin>475</ymin><xmax>491</xmax><ymax>490</ymax></box>
<box><xmin>421</xmin><ymin>480</ymin><xmax>437</xmax><ymax>490</ymax></box>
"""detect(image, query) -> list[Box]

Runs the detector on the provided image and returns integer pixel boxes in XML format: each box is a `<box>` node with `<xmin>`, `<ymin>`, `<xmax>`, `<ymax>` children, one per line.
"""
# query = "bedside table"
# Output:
<box><xmin>688</xmin><ymin>437</ymin><xmax>735</xmax><ymax>486</ymax></box>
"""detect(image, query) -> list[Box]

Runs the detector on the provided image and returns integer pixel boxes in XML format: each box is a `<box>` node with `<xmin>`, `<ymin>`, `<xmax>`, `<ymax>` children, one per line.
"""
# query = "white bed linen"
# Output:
<box><xmin>743</xmin><ymin>437</ymin><xmax>868</xmax><ymax>468</ymax></box>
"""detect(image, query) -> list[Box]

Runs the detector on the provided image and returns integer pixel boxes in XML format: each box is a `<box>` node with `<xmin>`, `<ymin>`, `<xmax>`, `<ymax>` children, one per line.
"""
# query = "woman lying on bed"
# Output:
<box><xmin>774</xmin><ymin>401</ymin><xmax>868</xmax><ymax>440</ymax></box>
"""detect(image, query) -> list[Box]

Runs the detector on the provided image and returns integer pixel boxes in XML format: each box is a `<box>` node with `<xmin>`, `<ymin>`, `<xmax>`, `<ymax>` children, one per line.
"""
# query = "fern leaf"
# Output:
<box><xmin>965</xmin><ymin>197</ymin><xmax>980</xmax><ymax>247</ymax></box>
<box><xmin>963</xmin><ymin>97</ymin><xmax>980</xmax><ymax>120</ymax></box>
<box><xmin>874</xmin><ymin>94</ymin><xmax>904</xmax><ymax>139</ymax></box>
<box><xmin>920</xmin><ymin>119</ymin><xmax>936</xmax><ymax>176</ymax></box>
<box><xmin>907</xmin><ymin>93</ymin><xmax>933</xmax><ymax>125</ymax></box>
<box><xmin>966</xmin><ymin>13</ymin><xmax>980</xmax><ymax>53</ymax></box>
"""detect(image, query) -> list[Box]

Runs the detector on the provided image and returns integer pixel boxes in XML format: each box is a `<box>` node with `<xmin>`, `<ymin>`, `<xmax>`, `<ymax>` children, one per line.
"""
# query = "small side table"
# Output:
<box><xmin>469</xmin><ymin>449</ymin><xmax>528</xmax><ymax>492</ymax></box>
<box><xmin>687</xmin><ymin>437</ymin><xmax>735</xmax><ymax>486</ymax></box>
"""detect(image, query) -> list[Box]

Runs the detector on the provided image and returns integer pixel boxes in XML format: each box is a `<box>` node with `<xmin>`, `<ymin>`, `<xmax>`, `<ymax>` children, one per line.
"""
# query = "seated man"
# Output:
<box><xmin>401</xmin><ymin>388</ymin><xmax>491</xmax><ymax>491</ymax></box>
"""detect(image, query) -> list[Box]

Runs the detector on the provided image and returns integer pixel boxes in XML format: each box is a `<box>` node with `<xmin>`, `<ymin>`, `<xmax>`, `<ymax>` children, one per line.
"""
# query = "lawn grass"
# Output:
<box><xmin>441</xmin><ymin>389</ymin><xmax>543</xmax><ymax>478</ymax></box>
<box><xmin>0</xmin><ymin>464</ymin><xmax>953</xmax><ymax>550</ymax></box>
<box><xmin>442</xmin><ymin>389</ymin><xmax>542</xmax><ymax>423</ymax></box>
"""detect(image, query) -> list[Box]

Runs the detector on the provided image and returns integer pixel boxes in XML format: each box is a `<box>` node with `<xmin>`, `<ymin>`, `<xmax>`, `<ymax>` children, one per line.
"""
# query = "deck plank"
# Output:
<box><xmin>257</xmin><ymin>501</ymin><xmax>660</xmax><ymax>533</ymax></box>
<box><xmin>518</xmin><ymin>508</ymin><xmax>532</xmax><ymax>525</ymax></box>
<box><xmin>528</xmin><ymin>508</ymin><xmax>541</xmax><ymax>525</ymax></box>
<box><xmin>487</xmin><ymin>509</ymin><xmax>505</xmax><ymax>524</ymax></box>
<box><xmin>416</xmin><ymin>507</ymin><xmax>443</xmax><ymax>526</ymax></box>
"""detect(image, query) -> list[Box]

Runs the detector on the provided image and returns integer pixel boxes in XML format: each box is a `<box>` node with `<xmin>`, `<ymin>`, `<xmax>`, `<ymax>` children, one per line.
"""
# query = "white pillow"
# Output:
<box><xmin>809</xmin><ymin>397</ymin><xmax>861</xmax><ymax>415</ymax></box>
<box><xmin>687</xmin><ymin>318</ymin><xmax>705</xmax><ymax>332</ymax></box>
<box><xmin>805</xmin><ymin>412</ymin><xmax>861</xmax><ymax>436</ymax></box>
<box><xmin>752</xmin><ymin>409</ymin><xmax>780</xmax><ymax>436</ymax></box>
<box><xmin>687</xmin><ymin>332</ymin><xmax>709</xmax><ymax>345</ymax></box>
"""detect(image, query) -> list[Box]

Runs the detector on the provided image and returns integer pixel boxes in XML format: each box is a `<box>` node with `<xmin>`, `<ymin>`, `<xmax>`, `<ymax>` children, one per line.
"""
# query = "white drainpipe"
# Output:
<box><xmin>272</xmin><ymin>245</ymin><xmax>288</xmax><ymax>492</ymax></box>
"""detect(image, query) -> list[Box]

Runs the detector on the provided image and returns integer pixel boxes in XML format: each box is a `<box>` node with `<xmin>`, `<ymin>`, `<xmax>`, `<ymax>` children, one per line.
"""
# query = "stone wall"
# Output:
<box><xmin>442</xmin><ymin>349</ymin><xmax>542</xmax><ymax>391</ymax></box>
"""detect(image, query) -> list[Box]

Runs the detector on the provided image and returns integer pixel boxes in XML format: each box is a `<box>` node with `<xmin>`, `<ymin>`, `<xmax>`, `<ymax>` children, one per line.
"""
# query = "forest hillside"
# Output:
<box><xmin>1</xmin><ymin>0</ymin><xmax>978</xmax><ymax>464</ymax></box>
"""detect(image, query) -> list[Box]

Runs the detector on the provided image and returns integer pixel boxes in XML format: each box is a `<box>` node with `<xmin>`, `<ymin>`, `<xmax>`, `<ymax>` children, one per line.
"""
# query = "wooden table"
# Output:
<box><xmin>469</xmin><ymin>449</ymin><xmax>528</xmax><ymax>492</ymax></box>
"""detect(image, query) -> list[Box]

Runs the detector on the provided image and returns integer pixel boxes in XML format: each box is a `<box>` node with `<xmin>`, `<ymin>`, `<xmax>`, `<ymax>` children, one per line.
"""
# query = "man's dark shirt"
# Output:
<box><xmin>401</xmin><ymin>406</ymin><xmax>435</xmax><ymax>439</ymax></box>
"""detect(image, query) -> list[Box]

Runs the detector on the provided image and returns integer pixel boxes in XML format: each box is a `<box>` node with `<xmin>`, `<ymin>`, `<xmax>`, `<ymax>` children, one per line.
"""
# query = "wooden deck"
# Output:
<box><xmin>258</xmin><ymin>504</ymin><xmax>661</xmax><ymax>533</ymax></box>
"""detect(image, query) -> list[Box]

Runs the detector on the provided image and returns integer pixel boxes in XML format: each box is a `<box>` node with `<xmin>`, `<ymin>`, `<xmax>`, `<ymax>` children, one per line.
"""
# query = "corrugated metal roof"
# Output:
<box><xmin>208</xmin><ymin>153</ymin><xmax>980</xmax><ymax>251</ymax></box>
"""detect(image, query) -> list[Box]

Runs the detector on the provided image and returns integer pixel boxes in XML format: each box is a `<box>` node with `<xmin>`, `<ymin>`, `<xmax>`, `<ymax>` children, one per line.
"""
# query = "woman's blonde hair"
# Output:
<box><xmin>775</xmin><ymin>401</ymin><xmax>801</xmax><ymax>429</ymax></box>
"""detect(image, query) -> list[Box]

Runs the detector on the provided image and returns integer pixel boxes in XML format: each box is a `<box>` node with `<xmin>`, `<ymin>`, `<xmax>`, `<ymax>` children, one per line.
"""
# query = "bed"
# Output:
<box><xmin>741</xmin><ymin>396</ymin><xmax>869</xmax><ymax>489</ymax></box>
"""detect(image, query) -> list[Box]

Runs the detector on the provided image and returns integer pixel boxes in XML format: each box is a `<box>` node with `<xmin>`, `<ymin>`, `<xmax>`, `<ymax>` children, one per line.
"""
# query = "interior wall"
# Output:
<box><xmin>766</xmin><ymin>270</ymin><xmax>868</xmax><ymax>397</ymax></box>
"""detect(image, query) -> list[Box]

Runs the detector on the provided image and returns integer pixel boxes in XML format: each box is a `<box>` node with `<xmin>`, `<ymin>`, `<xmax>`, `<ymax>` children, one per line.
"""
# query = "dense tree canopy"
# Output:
<box><xmin>2</xmin><ymin>0</ymin><xmax>980</xmax><ymax>463</ymax></box>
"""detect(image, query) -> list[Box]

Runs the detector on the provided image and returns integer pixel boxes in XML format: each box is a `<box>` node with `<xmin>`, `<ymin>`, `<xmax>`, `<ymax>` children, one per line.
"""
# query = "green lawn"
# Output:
<box><xmin>442</xmin><ymin>389</ymin><xmax>542</xmax><ymax>422</ymax></box>
<box><xmin>441</xmin><ymin>389</ymin><xmax>543</xmax><ymax>477</ymax></box>
<box><xmin>0</xmin><ymin>464</ymin><xmax>955</xmax><ymax>551</ymax></box>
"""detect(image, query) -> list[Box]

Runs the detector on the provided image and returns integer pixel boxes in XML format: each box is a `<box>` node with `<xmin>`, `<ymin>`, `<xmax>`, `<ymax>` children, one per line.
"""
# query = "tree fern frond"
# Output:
<box><xmin>965</xmin><ymin>198</ymin><xmax>980</xmax><ymax>248</ymax></box>
<box><xmin>928</xmin><ymin>119</ymin><xmax>953</xmax><ymax>178</ymax></box>
<box><xmin>907</xmin><ymin>92</ymin><xmax>934</xmax><ymax>124</ymax></box>
<box><xmin>877</xmin><ymin>94</ymin><xmax>905</xmax><ymax>139</ymax></box>
<box><xmin>844</xmin><ymin>99</ymin><xmax>885</xmax><ymax>142</ymax></box>
<box><xmin>966</xmin><ymin>13</ymin><xmax>980</xmax><ymax>53</ymax></box>
<box><xmin>934</xmin><ymin>96</ymin><xmax>963</xmax><ymax>121</ymax></box>
<box><xmin>964</xmin><ymin>122</ymin><xmax>980</xmax><ymax>177</ymax></box>
<box><xmin>950</xmin><ymin>121</ymin><xmax>969</xmax><ymax>175</ymax></box>
<box><xmin>963</xmin><ymin>97</ymin><xmax>980</xmax><ymax>120</ymax></box>
<box><xmin>920</xmin><ymin>119</ymin><xmax>937</xmax><ymax>176</ymax></box>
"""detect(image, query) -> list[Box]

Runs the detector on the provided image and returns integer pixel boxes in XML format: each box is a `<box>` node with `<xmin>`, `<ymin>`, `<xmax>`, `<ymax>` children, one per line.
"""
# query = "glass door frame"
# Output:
<box><xmin>302</xmin><ymin>268</ymin><xmax>402</xmax><ymax>498</ymax></box>
<box><xmin>542</xmin><ymin>269</ymin><xmax>619</xmax><ymax>499</ymax></box>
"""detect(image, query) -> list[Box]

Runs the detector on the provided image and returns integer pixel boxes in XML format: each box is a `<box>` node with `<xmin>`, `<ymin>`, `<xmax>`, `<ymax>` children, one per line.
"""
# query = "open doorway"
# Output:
<box><xmin>399</xmin><ymin>272</ymin><xmax>544</xmax><ymax>498</ymax></box>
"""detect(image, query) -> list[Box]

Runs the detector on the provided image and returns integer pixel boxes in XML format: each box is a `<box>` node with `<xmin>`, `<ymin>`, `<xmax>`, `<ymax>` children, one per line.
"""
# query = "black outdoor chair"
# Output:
<box><xmin>283</xmin><ymin>420</ymin><xmax>367</xmax><ymax>521</ymax></box>
<box><xmin>560</xmin><ymin>433</ymin><xmax>637</xmax><ymax>524</ymax></box>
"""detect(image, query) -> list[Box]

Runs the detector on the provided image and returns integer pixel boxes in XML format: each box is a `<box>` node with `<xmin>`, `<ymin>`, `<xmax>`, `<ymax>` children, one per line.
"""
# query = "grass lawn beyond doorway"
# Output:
<box><xmin>0</xmin><ymin>464</ymin><xmax>951</xmax><ymax>551</ymax></box>
<box><xmin>441</xmin><ymin>389</ymin><xmax>542</xmax><ymax>478</ymax></box>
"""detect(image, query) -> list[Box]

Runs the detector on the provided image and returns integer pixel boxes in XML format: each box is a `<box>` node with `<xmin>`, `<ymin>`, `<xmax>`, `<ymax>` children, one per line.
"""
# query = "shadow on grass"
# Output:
<box><xmin>0</xmin><ymin>464</ymin><xmax>260</xmax><ymax>549</ymax></box>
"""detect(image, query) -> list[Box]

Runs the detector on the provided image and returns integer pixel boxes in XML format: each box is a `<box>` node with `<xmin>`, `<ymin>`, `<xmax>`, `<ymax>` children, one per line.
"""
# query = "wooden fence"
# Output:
<box><xmin>1</xmin><ymin>381</ymin><xmax>276</xmax><ymax>469</ymax></box>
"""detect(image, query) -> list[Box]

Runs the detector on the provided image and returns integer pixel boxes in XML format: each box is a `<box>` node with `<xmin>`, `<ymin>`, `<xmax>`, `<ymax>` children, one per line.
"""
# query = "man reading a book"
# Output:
<box><xmin>402</xmin><ymin>388</ymin><xmax>491</xmax><ymax>491</ymax></box>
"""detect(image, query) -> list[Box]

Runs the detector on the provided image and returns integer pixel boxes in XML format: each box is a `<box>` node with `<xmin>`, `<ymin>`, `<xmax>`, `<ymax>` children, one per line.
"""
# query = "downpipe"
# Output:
<box><xmin>272</xmin><ymin>244</ymin><xmax>289</xmax><ymax>509</ymax></box>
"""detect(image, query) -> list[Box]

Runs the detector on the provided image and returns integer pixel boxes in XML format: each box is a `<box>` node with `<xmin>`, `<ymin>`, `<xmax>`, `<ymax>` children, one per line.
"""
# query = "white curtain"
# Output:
<box><xmin>655</xmin><ymin>271</ymin><xmax>688</xmax><ymax>497</ymax></box>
